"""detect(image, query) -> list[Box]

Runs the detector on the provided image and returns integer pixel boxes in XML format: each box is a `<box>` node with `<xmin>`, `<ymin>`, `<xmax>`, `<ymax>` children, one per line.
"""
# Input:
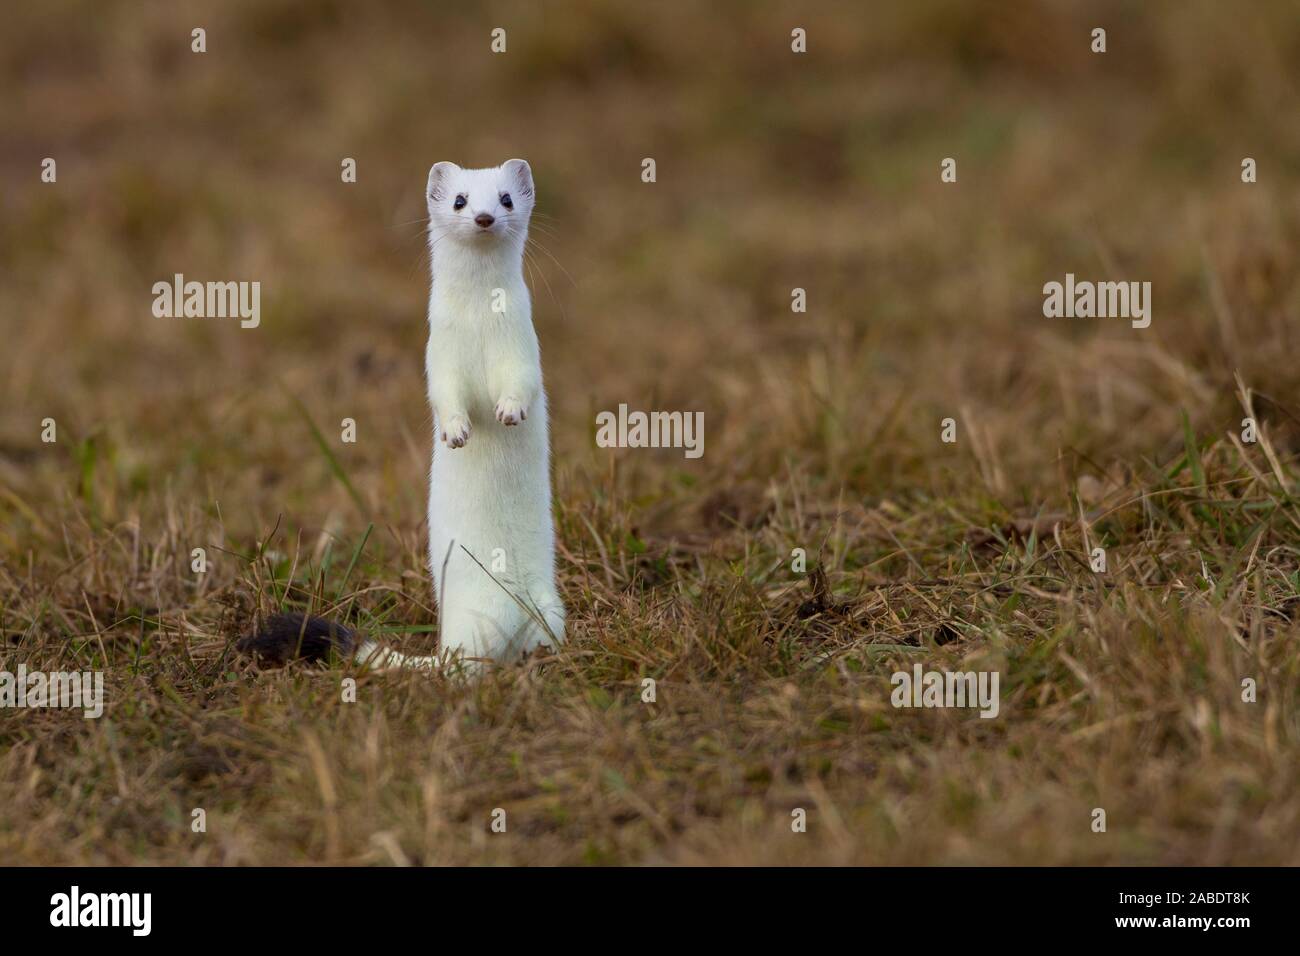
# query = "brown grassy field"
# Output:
<box><xmin>2</xmin><ymin>0</ymin><xmax>1299</xmax><ymax>865</ymax></box>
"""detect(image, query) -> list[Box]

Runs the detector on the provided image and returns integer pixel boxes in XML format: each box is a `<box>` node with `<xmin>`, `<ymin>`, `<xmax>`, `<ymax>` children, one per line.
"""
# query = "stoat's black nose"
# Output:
<box><xmin>475</xmin><ymin>213</ymin><xmax>495</xmax><ymax>228</ymax></box>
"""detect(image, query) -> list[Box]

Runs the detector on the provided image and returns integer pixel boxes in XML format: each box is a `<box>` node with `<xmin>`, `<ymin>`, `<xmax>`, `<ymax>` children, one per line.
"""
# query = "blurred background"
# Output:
<box><xmin>3</xmin><ymin>0</ymin><xmax>1298</xmax><ymax>545</ymax></box>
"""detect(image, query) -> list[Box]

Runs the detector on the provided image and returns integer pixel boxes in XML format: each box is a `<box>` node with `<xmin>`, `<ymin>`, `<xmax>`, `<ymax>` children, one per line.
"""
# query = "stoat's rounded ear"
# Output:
<box><xmin>427</xmin><ymin>162</ymin><xmax>458</xmax><ymax>202</ymax></box>
<box><xmin>503</xmin><ymin>158</ymin><xmax>534</xmax><ymax>201</ymax></box>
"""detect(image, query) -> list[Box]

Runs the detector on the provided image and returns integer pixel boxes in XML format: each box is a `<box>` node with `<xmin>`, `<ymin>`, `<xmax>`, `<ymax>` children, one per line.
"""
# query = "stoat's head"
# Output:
<box><xmin>426</xmin><ymin>159</ymin><xmax>534</xmax><ymax>248</ymax></box>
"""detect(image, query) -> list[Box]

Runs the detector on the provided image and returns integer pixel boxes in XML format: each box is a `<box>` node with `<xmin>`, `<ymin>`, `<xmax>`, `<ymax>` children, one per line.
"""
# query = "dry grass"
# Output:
<box><xmin>1</xmin><ymin>0</ymin><xmax>1299</xmax><ymax>864</ymax></box>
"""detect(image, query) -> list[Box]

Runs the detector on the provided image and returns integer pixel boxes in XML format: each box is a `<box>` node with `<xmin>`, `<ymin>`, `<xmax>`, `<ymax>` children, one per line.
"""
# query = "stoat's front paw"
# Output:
<box><xmin>494</xmin><ymin>396</ymin><xmax>528</xmax><ymax>426</ymax></box>
<box><xmin>441</xmin><ymin>414</ymin><xmax>471</xmax><ymax>448</ymax></box>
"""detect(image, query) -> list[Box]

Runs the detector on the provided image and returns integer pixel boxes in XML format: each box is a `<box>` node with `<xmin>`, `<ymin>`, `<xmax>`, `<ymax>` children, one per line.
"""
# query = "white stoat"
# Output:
<box><xmin>239</xmin><ymin>159</ymin><xmax>564</xmax><ymax>671</ymax></box>
<box><xmin>420</xmin><ymin>158</ymin><xmax>565</xmax><ymax>662</ymax></box>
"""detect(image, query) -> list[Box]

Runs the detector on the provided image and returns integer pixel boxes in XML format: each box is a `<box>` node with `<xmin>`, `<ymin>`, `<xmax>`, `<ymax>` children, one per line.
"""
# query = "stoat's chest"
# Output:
<box><xmin>425</xmin><ymin>265</ymin><xmax>539</xmax><ymax>419</ymax></box>
<box><xmin>431</xmin><ymin>266</ymin><xmax>530</xmax><ymax>324</ymax></box>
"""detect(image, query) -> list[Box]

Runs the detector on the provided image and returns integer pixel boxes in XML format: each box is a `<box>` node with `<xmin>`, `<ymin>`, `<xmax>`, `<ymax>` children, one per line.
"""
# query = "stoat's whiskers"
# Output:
<box><xmin>509</xmin><ymin>225</ymin><xmax>566</xmax><ymax>321</ymax></box>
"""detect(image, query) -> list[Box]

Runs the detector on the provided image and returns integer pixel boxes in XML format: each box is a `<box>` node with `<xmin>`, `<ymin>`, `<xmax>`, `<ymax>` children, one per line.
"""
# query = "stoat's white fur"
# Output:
<box><xmin>366</xmin><ymin>159</ymin><xmax>563</xmax><ymax>669</ymax></box>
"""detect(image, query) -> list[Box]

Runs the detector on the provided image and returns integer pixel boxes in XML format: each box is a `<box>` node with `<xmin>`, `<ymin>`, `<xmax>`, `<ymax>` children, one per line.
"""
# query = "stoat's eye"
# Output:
<box><xmin>500</xmin><ymin>192</ymin><xmax>513</xmax><ymax>209</ymax></box>
<box><xmin>453</xmin><ymin>195</ymin><xmax>467</xmax><ymax>210</ymax></box>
